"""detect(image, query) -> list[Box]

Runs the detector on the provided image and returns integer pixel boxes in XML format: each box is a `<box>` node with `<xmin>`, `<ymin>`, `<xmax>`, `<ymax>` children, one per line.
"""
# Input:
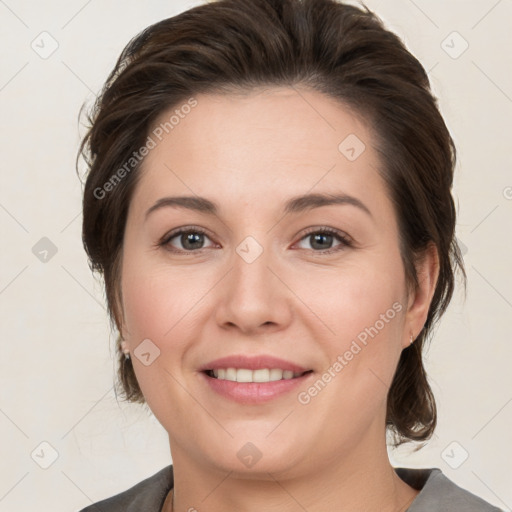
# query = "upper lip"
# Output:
<box><xmin>199</xmin><ymin>355</ymin><xmax>311</xmax><ymax>373</ymax></box>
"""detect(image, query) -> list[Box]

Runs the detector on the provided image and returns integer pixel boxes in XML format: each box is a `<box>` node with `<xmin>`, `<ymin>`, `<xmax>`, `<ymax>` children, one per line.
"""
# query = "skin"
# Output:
<box><xmin>119</xmin><ymin>86</ymin><xmax>439</xmax><ymax>512</ymax></box>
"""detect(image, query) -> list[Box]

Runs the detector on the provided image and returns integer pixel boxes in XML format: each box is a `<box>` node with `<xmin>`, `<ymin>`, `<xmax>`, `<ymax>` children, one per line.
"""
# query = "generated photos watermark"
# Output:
<box><xmin>93</xmin><ymin>97</ymin><xmax>198</xmax><ymax>200</ymax></box>
<box><xmin>297</xmin><ymin>301</ymin><xmax>403</xmax><ymax>405</ymax></box>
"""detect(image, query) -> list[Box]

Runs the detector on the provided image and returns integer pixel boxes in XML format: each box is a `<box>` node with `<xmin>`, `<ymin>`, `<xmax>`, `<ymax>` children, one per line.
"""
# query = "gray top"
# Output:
<box><xmin>78</xmin><ymin>465</ymin><xmax>502</xmax><ymax>511</ymax></box>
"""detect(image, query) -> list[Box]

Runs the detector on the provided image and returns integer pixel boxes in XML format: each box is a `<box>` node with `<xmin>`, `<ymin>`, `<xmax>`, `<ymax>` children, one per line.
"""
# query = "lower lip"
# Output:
<box><xmin>200</xmin><ymin>371</ymin><xmax>313</xmax><ymax>404</ymax></box>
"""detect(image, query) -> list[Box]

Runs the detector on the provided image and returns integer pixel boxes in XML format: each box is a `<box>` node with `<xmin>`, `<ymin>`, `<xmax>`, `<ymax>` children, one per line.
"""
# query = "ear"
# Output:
<box><xmin>120</xmin><ymin>338</ymin><xmax>130</xmax><ymax>355</ymax></box>
<box><xmin>114</xmin><ymin>307</ymin><xmax>131</xmax><ymax>358</ymax></box>
<box><xmin>114</xmin><ymin>282</ymin><xmax>128</xmax><ymax>345</ymax></box>
<box><xmin>403</xmin><ymin>242</ymin><xmax>440</xmax><ymax>348</ymax></box>
<box><xmin>118</xmin><ymin>311</ymin><xmax>131</xmax><ymax>358</ymax></box>
<box><xmin>118</xmin><ymin>311</ymin><xmax>129</xmax><ymax>350</ymax></box>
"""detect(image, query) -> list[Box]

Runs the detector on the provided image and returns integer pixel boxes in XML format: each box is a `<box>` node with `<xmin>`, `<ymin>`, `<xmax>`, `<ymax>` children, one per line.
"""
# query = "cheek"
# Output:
<box><xmin>294</xmin><ymin>250</ymin><xmax>407</xmax><ymax>402</ymax></box>
<box><xmin>297</xmin><ymin>252</ymin><xmax>406</xmax><ymax>346</ymax></box>
<box><xmin>119</xmin><ymin>247</ymin><xmax>222</xmax><ymax>407</ymax></box>
<box><xmin>121</xmin><ymin>249</ymin><xmax>203</xmax><ymax>341</ymax></box>
<box><xmin>119</xmin><ymin>253</ymin><xmax>205</xmax><ymax>414</ymax></box>
<box><xmin>293</xmin><ymin>268</ymin><xmax>406</xmax><ymax>440</ymax></box>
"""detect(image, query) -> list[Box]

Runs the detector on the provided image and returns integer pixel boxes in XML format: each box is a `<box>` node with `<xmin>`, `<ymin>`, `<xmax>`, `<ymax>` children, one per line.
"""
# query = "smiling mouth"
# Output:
<box><xmin>203</xmin><ymin>368</ymin><xmax>313</xmax><ymax>383</ymax></box>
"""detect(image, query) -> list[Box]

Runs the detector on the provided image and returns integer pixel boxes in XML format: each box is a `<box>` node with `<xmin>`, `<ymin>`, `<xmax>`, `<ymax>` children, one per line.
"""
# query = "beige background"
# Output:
<box><xmin>0</xmin><ymin>0</ymin><xmax>511</xmax><ymax>510</ymax></box>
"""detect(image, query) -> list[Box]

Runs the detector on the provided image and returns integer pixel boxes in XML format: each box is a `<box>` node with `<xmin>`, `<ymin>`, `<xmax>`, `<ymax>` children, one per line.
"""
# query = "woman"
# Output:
<box><xmin>77</xmin><ymin>0</ymin><xmax>501</xmax><ymax>510</ymax></box>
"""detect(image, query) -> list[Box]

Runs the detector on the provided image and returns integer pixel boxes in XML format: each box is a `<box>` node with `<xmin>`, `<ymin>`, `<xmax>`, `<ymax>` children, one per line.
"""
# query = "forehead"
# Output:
<box><xmin>130</xmin><ymin>86</ymin><xmax>387</xmax><ymax>218</ymax></box>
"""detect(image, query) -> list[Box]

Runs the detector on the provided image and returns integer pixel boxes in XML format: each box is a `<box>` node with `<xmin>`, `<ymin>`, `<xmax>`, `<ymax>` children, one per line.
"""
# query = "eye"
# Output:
<box><xmin>295</xmin><ymin>227</ymin><xmax>352</xmax><ymax>253</ymax></box>
<box><xmin>159</xmin><ymin>226</ymin><xmax>352</xmax><ymax>254</ymax></box>
<box><xmin>160</xmin><ymin>227</ymin><xmax>216</xmax><ymax>253</ymax></box>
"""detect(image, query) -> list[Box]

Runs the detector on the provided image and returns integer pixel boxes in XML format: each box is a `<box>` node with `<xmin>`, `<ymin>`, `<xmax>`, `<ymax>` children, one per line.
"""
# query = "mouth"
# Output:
<box><xmin>200</xmin><ymin>367</ymin><xmax>315</xmax><ymax>403</ymax></box>
<box><xmin>198</xmin><ymin>354</ymin><xmax>315</xmax><ymax>403</ymax></box>
<box><xmin>203</xmin><ymin>368</ymin><xmax>314</xmax><ymax>383</ymax></box>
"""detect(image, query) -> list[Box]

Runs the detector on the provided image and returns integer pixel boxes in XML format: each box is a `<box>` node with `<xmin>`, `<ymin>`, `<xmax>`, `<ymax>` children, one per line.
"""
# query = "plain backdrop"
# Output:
<box><xmin>0</xmin><ymin>0</ymin><xmax>511</xmax><ymax>511</ymax></box>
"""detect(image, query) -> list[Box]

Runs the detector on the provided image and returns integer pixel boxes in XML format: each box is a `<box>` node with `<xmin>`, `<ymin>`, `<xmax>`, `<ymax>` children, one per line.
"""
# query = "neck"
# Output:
<box><xmin>165</xmin><ymin>430</ymin><xmax>419</xmax><ymax>512</ymax></box>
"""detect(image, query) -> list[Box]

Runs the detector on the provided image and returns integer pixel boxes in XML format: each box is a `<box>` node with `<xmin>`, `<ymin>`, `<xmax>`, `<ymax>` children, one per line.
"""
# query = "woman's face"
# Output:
<box><xmin>120</xmin><ymin>87</ymin><xmax>427</xmax><ymax>477</ymax></box>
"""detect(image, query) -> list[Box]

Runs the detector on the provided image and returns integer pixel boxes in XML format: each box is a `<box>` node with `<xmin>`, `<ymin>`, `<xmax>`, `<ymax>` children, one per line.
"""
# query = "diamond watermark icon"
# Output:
<box><xmin>236</xmin><ymin>236</ymin><xmax>263</xmax><ymax>264</ymax></box>
<box><xmin>134</xmin><ymin>338</ymin><xmax>161</xmax><ymax>366</ymax></box>
<box><xmin>441</xmin><ymin>441</ymin><xmax>469</xmax><ymax>469</ymax></box>
<box><xmin>441</xmin><ymin>31</ymin><xmax>469</xmax><ymax>59</ymax></box>
<box><xmin>338</xmin><ymin>134</ymin><xmax>366</xmax><ymax>161</ymax></box>
<box><xmin>32</xmin><ymin>237</ymin><xmax>58</xmax><ymax>263</ymax></box>
<box><xmin>31</xmin><ymin>31</ymin><xmax>59</xmax><ymax>59</ymax></box>
<box><xmin>237</xmin><ymin>442</ymin><xmax>262</xmax><ymax>468</ymax></box>
<box><xmin>31</xmin><ymin>441</ymin><xmax>59</xmax><ymax>469</ymax></box>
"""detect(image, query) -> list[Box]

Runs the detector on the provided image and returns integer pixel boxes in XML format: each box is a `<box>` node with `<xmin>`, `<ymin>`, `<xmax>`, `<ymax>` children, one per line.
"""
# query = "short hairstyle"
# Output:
<box><xmin>78</xmin><ymin>0</ymin><xmax>465</xmax><ymax>446</ymax></box>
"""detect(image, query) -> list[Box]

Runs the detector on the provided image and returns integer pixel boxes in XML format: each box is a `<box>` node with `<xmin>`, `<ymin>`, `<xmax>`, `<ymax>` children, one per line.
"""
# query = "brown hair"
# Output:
<box><xmin>78</xmin><ymin>0</ymin><xmax>465</xmax><ymax>446</ymax></box>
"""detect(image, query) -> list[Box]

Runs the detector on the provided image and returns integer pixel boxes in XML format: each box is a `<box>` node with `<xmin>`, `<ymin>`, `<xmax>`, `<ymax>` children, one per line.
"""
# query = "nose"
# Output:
<box><xmin>214</xmin><ymin>239</ymin><xmax>293</xmax><ymax>336</ymax></box>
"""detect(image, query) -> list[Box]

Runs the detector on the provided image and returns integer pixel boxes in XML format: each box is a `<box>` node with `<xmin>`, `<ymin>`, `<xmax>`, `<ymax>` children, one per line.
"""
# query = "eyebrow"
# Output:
<box><xmin>144</xmin><ymin>192</ymin><xmax>372</xmax><ymax>220</ymax></box>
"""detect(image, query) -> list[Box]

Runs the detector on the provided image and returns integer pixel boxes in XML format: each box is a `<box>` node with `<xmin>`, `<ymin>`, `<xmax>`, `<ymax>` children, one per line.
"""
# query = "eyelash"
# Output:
<box><xmin>158</xmin><ymin>225</ymin><xmax>353</xmax><ymax>255</ymax></box>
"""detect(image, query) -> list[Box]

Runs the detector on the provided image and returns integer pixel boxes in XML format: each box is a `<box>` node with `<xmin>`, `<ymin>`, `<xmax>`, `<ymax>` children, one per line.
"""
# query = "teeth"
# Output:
<box><xmin>237</xmin><ymin>368</ymin><xmax>253</xmax><ymax>383</ymax></box>
<box><xmin>269</xmin><ymin>368</ymin><xmax>284</xmax><ymax>381</ymax></box>
<box><xmin>225</xmin><ymin>367</ymin><xmax>237</xmax><ymax>381</ymax></box>
<box><xmin>252</xmin><ymin>369</ymin><xmax>269</xmax><ymax>382</ymax></box>
<box><xmin>211</xmin><ymin>368</ymin><xmax>304</xmax><ymax>383</ymax></box>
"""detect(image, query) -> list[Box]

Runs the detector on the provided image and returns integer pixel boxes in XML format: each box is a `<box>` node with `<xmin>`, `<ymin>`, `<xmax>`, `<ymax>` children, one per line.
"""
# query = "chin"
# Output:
<box><xmin>202</xmin><ymin>438</ymin><xmax>306</xmax><ymax>478</ymax></box>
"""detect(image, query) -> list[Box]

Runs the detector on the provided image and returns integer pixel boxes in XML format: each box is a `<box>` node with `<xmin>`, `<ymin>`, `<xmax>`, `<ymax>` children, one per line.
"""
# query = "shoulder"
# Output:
<box><xmin>395</xmin><ymin>467</ymin><xmax>503</xmax><ymax>511</ymax></box>
<box><xmin>78</xmin><ymin>465</ymin><xmax>173</xmax><ymax>512</ymax></box>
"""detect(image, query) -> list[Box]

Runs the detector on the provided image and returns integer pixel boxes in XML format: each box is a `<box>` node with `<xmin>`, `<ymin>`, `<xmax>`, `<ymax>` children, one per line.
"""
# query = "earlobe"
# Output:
<box><xmin>117</xmin><ymin>306</ymin><xmax>131</xmax><ymax>358</ymax></box>
<box><xmin>120</xmin><ymin>338</ymin><xmax>131</xmax><ymax>359</ymax></box>
<box><xmin>119</xmin><ymin>315</ymin><xmax>131</xmax><ymax>356</ymax></box>
<box><xmin>404</xmin><ymin>243</ymin><xmax>440</xmax><ymax>347</ymax></box>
